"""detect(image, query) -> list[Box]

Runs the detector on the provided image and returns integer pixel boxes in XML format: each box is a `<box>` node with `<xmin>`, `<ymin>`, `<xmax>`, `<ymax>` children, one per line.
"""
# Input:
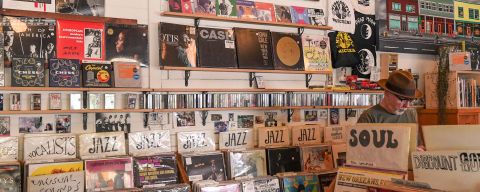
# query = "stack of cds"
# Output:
<box><xmin>289</xmin><ymin>92</ymin><xmax>328</xmax><ymax>106</ymax></box>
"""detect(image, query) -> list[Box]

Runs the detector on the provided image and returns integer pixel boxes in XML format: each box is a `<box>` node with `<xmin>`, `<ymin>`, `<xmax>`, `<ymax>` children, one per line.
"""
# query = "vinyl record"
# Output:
<box><xmin>276</xmin><ymin>37</ymin><xmax>301</xmax><ymax>66</ymax></box>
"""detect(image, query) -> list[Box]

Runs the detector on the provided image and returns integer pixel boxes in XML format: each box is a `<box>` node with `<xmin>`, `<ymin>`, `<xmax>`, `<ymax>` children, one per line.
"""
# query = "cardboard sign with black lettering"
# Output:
<box><xmin>219</xmin><ymin>129</ymin><xmax>254</xmax><ymax>150</ymax></box>
<box><xmin>258</xmin><ymin>126</ymin><xmax>291</xmax><ymax>148</ymax></box>
<box><xmin>325</xmin><ymin>126</ymin><xmax>346</xmax><ymax>144</ymax></box>
<box><xmin>334</xmin><ymin>167</ymin><xmax>405</xmax><ymax>192</ymax></box>
<box><xmin>27</xmin><ymin>171</ymin><xmax>84</xmax><ymax>192</ymax></box>
<box><xmin>412</xmin><ymin>150</ymin><xmax>480</xmax><ymax>192</ymax></box>
<box><xmin>346</xmin><ymin>124</ymin><xmax>411</xmax><ymax>172</ymax></box>
<box><xmin>0</xmin><ymin>137</ymin><xmax>18</xmax><ymax>161</ymax></box>
<box><xmin>128</xmin><ymin>130</ymin><xmax>171</xmax><ymax>156</ymax></box>
<box><xmin>291</xmin><ymin>125</ymin><xmax>323</xmax><ymax>146</ymax></box>
<box><xmin>24</xmin><ymin>134</ymin><xmax>76</xmax><ymax>162</ymax></box>
<box><xmin>79</xmin><ymin>132</ymin><xmax>126</xmax><ymax>159</ymax></box>
<box><xmin>177</xmin><ymin>131</ymin><xmax>215</xmax><ymax>153</ymax></box>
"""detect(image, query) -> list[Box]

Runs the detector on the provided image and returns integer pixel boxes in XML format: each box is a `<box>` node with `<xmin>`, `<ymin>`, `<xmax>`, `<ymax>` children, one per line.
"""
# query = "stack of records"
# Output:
<box><xmin>0</xmin><ymin>162</ymin><xmax>21</xmax><ymax>192</ymax></box>
<box><xmin>182</xmin><ymin>152</ymin><xmax>227</xmax><ymax>182</ymax></box>
<box><xmin>192</xmin><ymin>180</ymin><xmax>242</xmax><ymax>192</ymax></box>
<box><xmin>277</xmin><ymin>172</ymin><xmax>321</xmax><ymax>192</ymax></box>
<box><xmin>224</xmin><ymin>149</ymin><xmax>267</xmax><ymax>180</ymax></box>
<box><xmin>300</xmin><ymin>145</ymin><xmax>333</xmax><ymax>172</ymax></box>
<box><xmin>266</xmin><ymin>147</ymin><xmax>302</xmax><ymax>175</ymax></box>
<box><xmin>133</xmin><ymin>154</ymin><xmax>178</xmax><ymax>188</ymax></box>
<box><xmin>240</xmin><ymin>176</ymin><xmax>281</xmax><ymax>192</ymax></box>
<box><xmin>85</xmin><ymin>157</ymin><xmax>134</xmax><ymax>191</ymax></box>
<box><xmin>143</xmin><ymin>183</ymin><xmax>191</xmax><ymax>192</ymax></box>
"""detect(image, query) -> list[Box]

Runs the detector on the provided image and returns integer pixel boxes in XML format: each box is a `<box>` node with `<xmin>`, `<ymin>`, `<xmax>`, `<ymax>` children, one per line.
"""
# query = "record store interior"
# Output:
<box><xmin>0</xmin><ymin>0</ymin><xmax>479</xmax><ymax>191</ymax></box>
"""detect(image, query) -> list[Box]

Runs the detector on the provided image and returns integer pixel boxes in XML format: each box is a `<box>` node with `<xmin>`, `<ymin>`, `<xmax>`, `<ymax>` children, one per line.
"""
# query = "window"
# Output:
<box><xmin>438</xmin><ymin>4</ymin><xmax>443</xmax><ymax>12</ymax></box>
<box><xmin>407</xmin><ymin>17</ymin><xmax>419</xmax><ymax>31</ymax></box>
<box><xmin>449</xmin><ymin>5</ymin><xmax>454</xmax><ymax>13</ymax></box>
<box><xmin>389</xmin><ymin>14</ymin><xmax>401</xmax><ymax>29</ymax></box>
<box><xmin>468</xmin><ymin>9</ymin><xmax>478</xmax><ymax>20</ymax></box>
<box><xmin>420</xmin><ymin>1</ymin><xmax>425</xmax><ymax>8</ymax></box>
<box><xmin>426</xmin><ymin>2</ymin><xmax>431</xmax><ymax>10</ymax></box>
<box><xmin>392</xmin><ymin>2</ymin><xmax>402</xmax><ymax>11</ymax></box>
<box><xmin>406</xmin><ymin>4</ymin><xmax>416</xmax><ymax>13</ymax></box>
<box><xmin>459</xmin><ymin>7</ymin><xmax>464</xmax><ymax>18</ymax></box>
<box><xmin>431</xmin><ymin>2</ymin><xmax>436</xmax><ymax>10</ymax></box>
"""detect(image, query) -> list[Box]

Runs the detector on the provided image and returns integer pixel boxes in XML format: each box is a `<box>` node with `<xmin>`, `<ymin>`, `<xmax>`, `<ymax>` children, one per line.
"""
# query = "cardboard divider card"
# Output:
<box><xmin>128</xmin><ymin>130</ymin><xmax>172</xmax><ymax>156</ymax></box>
<box><xmin>79</xmin><ymin>132</ymin><xmax>126</xmax><ymax>159</ymax></box>
<box><xmin>23</xmin><ymin>134</ymin><xmax>76</xmax><ymax>162</ymax></box>
<box><xmin>291</xmin><ymin>125</ymin><xmax>323</xmax><ymax>146</ymax></box>
<box><xmin>325</xmin><ymin>126</ymin><xmax>346</xmax><ymax>144</ymax></box>
<box><xmin>258</xmin><ymin>126</ymin><xmax>291</xmax><ymax>148</ymax></box>
<box><xmin>219</xmin><ymin>129</ymin><xmax>254</xmax><ymax>150</ymax></box>
<box><xmin>177</xmin><ymin>131</ymin><xmax>215</xmax><ymax>153</ymax></box>
<box><xmin>346</xmin><ymin>124</ymin><xmax>411</xmax><ymax>172</ymax></box>
<box><xmin>0</xmin><ymin>137</ymin><xmax>18</xmax><ymax>161</ymax></box>
<box><xmin>27</xmin><ymin>171</ymin><xmax>84</xmax><ymax>192</ymax></box>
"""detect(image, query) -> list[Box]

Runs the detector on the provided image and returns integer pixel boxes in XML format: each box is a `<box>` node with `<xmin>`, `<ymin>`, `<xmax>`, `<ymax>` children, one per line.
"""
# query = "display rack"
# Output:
<box><xmin>0</xmin><ymin>87</ymin><xmax>152</xmax><ymax>92</ymax></box>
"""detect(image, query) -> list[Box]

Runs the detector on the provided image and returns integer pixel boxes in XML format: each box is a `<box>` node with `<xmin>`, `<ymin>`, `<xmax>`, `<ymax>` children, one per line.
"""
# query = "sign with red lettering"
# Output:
<box><xmin>56</xmin><ymin>20</ymin><xmax>105</xmax><ymax>61</ymax></box>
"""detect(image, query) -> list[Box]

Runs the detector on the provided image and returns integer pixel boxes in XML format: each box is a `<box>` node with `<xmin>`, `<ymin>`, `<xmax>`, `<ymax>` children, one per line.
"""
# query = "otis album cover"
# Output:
<box><xmin>3</xmin><ymin>16</ymin><xmax>56</xmax><ymax>67</ymax></box>
<box><xmin>183</xmin><ymin>152</ymin><xmax>226</xmax><ymax>182</ymax></box>
<box><xmin>234</xmin><ymin>28</ymin><xmax>273</xmax><ymax>69</ymax></box>
<box><xmin>106</xmin><ymin>24</ymin><xmax>149</xmax><ymax>67</ymax></box>
<box><xmin>271</xmin><ymin>32</ymin><xmax>304</xmax><ymax>70</ymax></box>
<box><xmin>197</xmin><ymin>27</ymin><xmax>237</xmax><ymax>68</ymax></box>
<box><xmin>49</xmin><ymin>59</ymin><xmax>81</xmax><ymax>87</ymax></box>
<box><xmin>0</xmin><ymin>163</ymin><xmax>21</xmax><ymax>192</ymax></box>
<box><xmin>159</xmin><ymin>23</ymin><xmax>197</xmax><ymax>67</ymax></box>
<box><xmin>82</xmin><ymin>62</ymin><xmax>113</xmax><ymax>88</ymax></box>
<box><xmin>56</xmin><ymin>0</ymin><xmax>105</xmax><ymax>16</ymax></box>
<box><xmin>133</xmin><ymin>154</ymin><xmax>178</xmax><ymax>188</ymax></box>
<box><xmin>11</xmin><ymin>58</ymin><xmax>45</xmax><ymax>87</ymax></box>
<box><xmin>266</xmin><ymin>147</ymin><xmax>301</xmax><ymax>175</ymax></box>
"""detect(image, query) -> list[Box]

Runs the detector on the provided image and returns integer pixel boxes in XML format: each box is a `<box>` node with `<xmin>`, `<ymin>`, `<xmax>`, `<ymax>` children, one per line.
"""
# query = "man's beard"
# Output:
<box><xmin>393</xmin><ymin>108</ymin><xmax>407</xmax><ymax>115</ymax></box>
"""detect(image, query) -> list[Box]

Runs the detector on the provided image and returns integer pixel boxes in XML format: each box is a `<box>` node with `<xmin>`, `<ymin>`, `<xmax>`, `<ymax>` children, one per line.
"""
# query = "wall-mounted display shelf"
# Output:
<box><xmin>0</xmin><ymin>87</ymin><xmax>152</xmax><ymax>92</ymax></box>
<box><xmin>0</xmin><ymin>109</ymin><xmax>153</xmax><ymax>115</ymax></box>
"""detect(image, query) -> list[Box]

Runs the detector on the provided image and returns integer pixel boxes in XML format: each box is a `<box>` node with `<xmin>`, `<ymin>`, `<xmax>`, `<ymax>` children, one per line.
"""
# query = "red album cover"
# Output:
<box><xmin>254</xmin><ymin>2</ymin><xmax>276</xmax><ymax>22</ymax></box>
<box><xmin>56</xmin><ymin>20</ymin><xmax>105</xmax><ymax>61</ymax></box>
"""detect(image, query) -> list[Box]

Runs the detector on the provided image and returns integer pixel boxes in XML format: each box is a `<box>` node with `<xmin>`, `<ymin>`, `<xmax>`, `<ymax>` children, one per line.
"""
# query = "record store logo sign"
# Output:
<box><xmin>332</xmin><ymin>1</ymin><xmax>351</xmax><ymax>24</ymax></box>
<box><xmin>79</xmin><ymin>132</ymin><xmax>126</xmax><ymax>159</ymax></box>
<box><xmin>177</xmin><ymin>131</ymin><xmax>215</xmax><ymax>153</ymax></box>
<box><xmin>219</xmin><ymin>129</ymin><xmax>254</xmax><ymax>150</ymax></box>
<box><xmin>291</xmin><ymin>125</ymin><xmax>323</xmax><ymax>146</ymax></box>
<box><xmin>24</xmin><ymin>134</ymin><xmax>76</xmax><ymax>161</ymax></box>
<box><xmin>258</xmin><ymin>126</ymin><xmax>291</xmax><ymax>148</ymax></box>
<box><xmin>128</xmin><ymin>130</ymin><xmax>172</xmax><ymax>156</ymax></box>
<box><xmin>0</xmin><ymin>137</ymin><xmax>18</xmax><ymax>161</ymax></box>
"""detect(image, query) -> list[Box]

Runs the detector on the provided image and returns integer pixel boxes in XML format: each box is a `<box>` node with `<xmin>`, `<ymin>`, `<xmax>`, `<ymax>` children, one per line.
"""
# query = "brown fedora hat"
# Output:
<box><xmin>378</xmin><ymin>70</ymin><xmax>423</xmax><ymax>99</ymax></box>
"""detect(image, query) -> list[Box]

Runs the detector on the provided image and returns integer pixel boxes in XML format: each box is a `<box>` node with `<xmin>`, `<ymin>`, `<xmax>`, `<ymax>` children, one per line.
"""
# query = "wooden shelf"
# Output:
<box><xmin>0</xmin><ymin>109</ymin><xmax>153</xmax><ymax>114</ymax></box>
<box><xmin>161</xmin><ymin>12</ymin><xmax>332</xmax><ymax>30</ymax></box>
<box><xmin>87</xmin><ymin>88</ymin><xmax>153</xmax><ymax>92</ymax></box>
<box><xmin>0</xmin><ymin>87</ymin><xmax>152</xmax><ymax>92</ymax></box>
<box><xmin>333</xmin><ymin>90</ymin><xmax>384</xmax><ymax>93</ymax></box>
<box><xmin>154</xmin><ymin>106</ymin><xmax>373</xmax><ymax>112</ymax></box>
<box><xmin>0</xmin><ymin>8</ymin><xmax>137</xmax><ymax>25</ymax></box>
<box><xmin>153</xmin><ymin>88</ymin><xmax>334</xmax><ymax>92</ymax></box>
<box><xmin>160</xmin><ymin>66</ymin><xmax>332</xmax><ymax>75</ymax></box>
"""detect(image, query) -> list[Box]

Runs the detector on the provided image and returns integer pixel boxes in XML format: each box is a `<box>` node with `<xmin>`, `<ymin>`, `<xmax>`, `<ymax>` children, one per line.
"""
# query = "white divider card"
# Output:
<box><xmin>219</xmin><ymin>129</ymin><xmax>254</xmax><ymax>150</ymax></box>
<box><xmin>177</xmin><ymin>131</ymin><xmax>215</xmax><ymax>153</ymax></box>
<box><xmin>28</xmin><ymin>171</ymin><xmax>84</xmax><ymax>192</ymax></box>
<box><xmin>412</xmin><ymin>150</ymin><xmax>480</xmax><ymax>191</ymax></box>
<box><xmin>335</xmin><ymin>167</ymin><xmax>405</xmax><ymax>192</ymax></box>
<box><xmin>23</xmin><ymin>134</ymin><xmax>76</xmax><ymax>162</ymax></box>
<box><xmin>128</xmin><ymin>130</ymin><xmax>171</xmax><ymax>156</ymax></box>
<box><xmin>423</xmin><ymin>125</ymin><xmax>480</xmax><ymax>151</ymax></box>
<box><xmin>79</xmin><ymin>132</ymin><xmax>126</xmax><ymax>159</ymax></box>
<box><xmin>0</xmin><ymin>137</ymin><xmax>18</xmax><ymax>161</ymax></box>
<box><xmin>257</xmin><ymin>126</ymin><xmax>291</xmax><ymax>148</ymax></box>
<box><xmin>291</xmin><ymin>125</ymin><xmax>323</xmax><ymax>146</ymax></box>
<box><xmin>325</xmin><ymin>126</ymin><xmax>346</xmax><ymax>144</ymax></box>
<box><xmin>346</xmin><ymin>124</ymin><xmax>411</xmax><ymax>172</ymax></box>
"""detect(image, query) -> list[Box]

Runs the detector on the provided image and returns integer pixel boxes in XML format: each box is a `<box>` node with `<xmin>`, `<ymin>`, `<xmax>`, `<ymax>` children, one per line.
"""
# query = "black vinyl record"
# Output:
<box><xmin>106</xmin><ymin>24</ymin><xmax>149</xmax><ymax>67</ymax></box>
<box><xmin>197</xmin><ymin>27</ymin><xmax>237</xmax><ymax>68</ymax></box>
<box><xmin>271</xmin><ymin>32</ymin><xmax>304</xmax><ymax>70</ymax></box>
<box><xmin>159</xmin><ymin>22</ymin><xmax>197</xmax><ymax>67</ymax></box>
<box><xmin>234</xmin><ymin>28</ymin><xmax>273</xmax><ymax>69</ymax></box>
<box><xmin>266</xmin><ymin>147</ymin><xmax>301</xmax><ymax>175</ymax></box>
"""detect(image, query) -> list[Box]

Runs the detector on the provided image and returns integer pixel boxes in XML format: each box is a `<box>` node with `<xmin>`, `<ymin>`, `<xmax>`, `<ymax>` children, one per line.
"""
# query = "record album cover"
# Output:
<box><xmin>9</xmin><ymin>93</ymin><xmax>21</xmax><ymax>111</ymax></box>
<box><xmin>234</xmin><ymin>28</ymin><xmax>273</xmax><ymax>69</ymax></box>
<box><xmin>3</xmin><ymin>17</ymin><xmax>56</xmax><ymax>67</ymax></box>
<box><xmin>227</xmin><ymin>149</ymin><xmax>267</xmax><ymax>180</ymax></box>
<box><xmin>28</xmin><ymin>161</ymin><xmax>84</xmax><ymax>176</ymax></box>
<box><xmin>183</xmin><ymin>152</ymin><xmax>226</xmax><ymax>182</ymax></box>
<box><xmin>197</xmin><ymin>27</ymin><xmax>237</xmax><ymax>68</ymax></box>
<box><xmin>266</xmin><ymin>147</ymin><xmax>301</xmax><ymax>175</ymax></box>
<box><xmin>113</xmin><ymin>62</ymin><xmax>141</xmax><ymax>87</ymax></box>
<box><xmin>106</xmin><ymin>24</ymin><xmax>149</xmax><ymax>67</ymax></box>
<box><xmin>216</xmin><ymin>0</ymin><xmax>236</xmax><ymax>17</ymax></box>
<box><xmin>271</xmin><ymin>32</ymin><xmax>304</xmax><ymax>70</ymax></box>
<box><xmin>88</xmin><ymin>93</ymin><xmax>101</xmax><ymax>109</ymax></box>
<box><xmin>95</xmin><ymin>113</ymin><xmax>130</xmax><ymax>133</ymax></box>
<box><xmin>281</xmin><ymin>174</ymin><xmax>320</xmax><ymax>192</ymax></box>
<box><xmin>236</xmin><ymin>0</ymin><xmax>256</xmax><ymax>20</ymax></box>
<box><xmin>275</xmin><ymin>5</ymin><xmax>292</xmax><ymax>23</ymax></box>
<box><xmin>0</xmin><ymin>117</ymin><xmax>10</xmax><ymax>136</ymax></box>
<box><xmin>308</xmin><ymin>8</ymin><xmax>327</xmax><ymax>26</ymax></box>
<box><xmin>301</xmin><ymin>145</ymin><xmax>332</xmax><ymax>172</ymax></box>
<box><xmin>302</xmin><ymin>34</ymin><xmax>332</xmax><ymax>71</ymax></box>
<box><xmin>56</xmin><ymin>0</ymin><xmax>105</xmax><ymax>16</ymax></box>
<box><xmin>168</xmin><ymin>0</ymin><xmax>194</xmax><ymax>13</ymax></box>
<box><xmin>2</xmin><ymin>0</ymin><xmax>55</xmax><ymax>12</ymax></box>
<box><xmin>55</xmin><ymin>114</ymin><xmax>71</xmax><ymax>133</ymax></box>
<box><xmin>30</xmin><ymin>93</ymin><xmax>41</xmax><ymax>110</ymax></box>
<box><xmin>85</xmin><ymin>157</ymin><xmax>134</xmax><ymax>191</ymax></box>
<box><xmin>11</xmin><ymin>58</ymin><xmax>45</xmax><ymax>87</ymax></box>
<box><xmin>159</xmin><ymin>23</ymin><xmax>197</xmax><ymax>67</ymax></box>
<box><xmin>244</xmin><ymin>177</ymin><xmax>281</xmax><ymax>192</ymax></box>
<box><xmin>254</xmin><ymin>2</ymin><xmax>275</xmax><ymax>22</ymax></box>
<box><xmin>0</xmin><ymin>163</ymin><xmax>21</xmax><ymax>192</ymax></box>
<box><xmin>49</xmin><ymin>59</ymin><xmax>81</xmax><ymax>87</ymax></box>
<box><xmin>133</xmin><ymin>154</ymin><xmax>178</xmax><ymax>188</ymax></box>
<box><xmin>56</xmin><ymin>20</ymin><xmax>105</xmax><ymax>61</ymax></box>
<box><xmin>19</xmin><ymin>116</ymin><xmax>43</xmax><ymax>133</ymax></box>
<box><xmin>290</xmin><ymin>6</ymin><xmax>310</xmax><ymax>24</ymax></box>
<box><xmin>194</xmin><ymin>0</ymin><xmax>216</xmax><ymax>15</ymax></box>
<box><xmin>82</xmin><ymin>62</ymin><xmax>113</xmax><ymax>88</ymax></box>
<box><xmin>0</xmin><ymin>94</ymin><xmax>3</xmax><ymax>111</ymax></box>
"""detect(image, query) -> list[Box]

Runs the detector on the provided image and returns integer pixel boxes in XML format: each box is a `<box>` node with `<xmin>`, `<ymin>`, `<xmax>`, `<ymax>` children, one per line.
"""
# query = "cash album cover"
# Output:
<box><xmin>133</xmin><ymin>154</ymin><xmax>178</xmax><ymax>188</ymax></box>
<box><xmin>183</xmin><ymin>152</ymin><xmax>226</xmax><ymax>182</ymax></box>
<box><xmin>85</xmin><ymin>157</ymin><xmax>134</xmax><ymax>191</ymax></box>
<box><xmin>11</xmin><ymin>57</ymin><xmax>45</xmax><ymax>87</ymax></box>
<box><xmin>49</xmin><ymin>59</ymin><xmax>81</xmax><ymax>87</ymax></box>
<box><xmin>82</xmin><ymin>62</ymin><xmax>113</xmax><ymax>88</ymax></box>
<box><xmin>106</xmin><ymin>24</ymin><xmax>149</xmax><ymax>67</ymax></box>
<box><xmin>266</xmin><ymin>147</ymin><xmax>302</xmax><ymax>175</ymax></box>
<box><xmin>234</xmin><ymin>28</ymin><xmax>273</xmax><ymax>69</ymax></box>
<box><xmin>271</xmin><ymin>32</ymin><xmax>304</xmax><ymax>70</ymax></box>
<box><xmin>159</xmin><ymin>23</ymin><xmax>197</xmax><ymax>67</ymax></box>
<box><xmin>197</xmin><ymin>27</ymin><xmax>237</xmax><ymax>68</ymax></box>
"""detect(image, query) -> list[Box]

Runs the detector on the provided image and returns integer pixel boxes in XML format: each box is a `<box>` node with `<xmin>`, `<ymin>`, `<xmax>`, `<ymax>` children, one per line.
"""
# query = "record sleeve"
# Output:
<box><xmin>275</xmin><ymin>5</ymin><xmax>292</xmax><ymax>23</ymax></box>
<box><xmin>106</xmin><ymin>24</ymin><xmax>149</xmax><ymax>67</ymax></box>
<box><xmin>271</xmin><ymin>32</ymin><xmax>304</xmax><ymax>70</ymax></box>
<box><xmin>9</xmin><ymin>93</ymin><xmax>21</xmax><ymax>111</ymax></box>
<box><xmin>234</xmin><ymin>28</ymin><xmax>273</xmax><ymax>69</ymax></box>
<box><xmin>133</xmin><ymin>154</ymin><xmax>178</xmax><ymax>188</ymax></box>
<box><xmin>241</xmin><ymin>176</ymin><xmax>281</xmax><ymax>192</ymax></box>
<box><xmin>177</xmin><ymin>131</ymin><xmax>215</xmax><ymax>153</ymax></box>
<box><xmin>82</xmin><ymin>62</ymin><xmax>113</xmax><ymax>87</ymax></box>
<box><xmin>159</xmin><ymin>23</ymin><xmax>197</xmax><ymax>67</ymax></box>
<box><xmin>197</xmin><ymin>27</ymin><xmax>237</xmax><ymax>68</ymax></box>
<box><xmin>227</xmin><ymin>149</ymin><xmax>267</xmax><ymax>180</ymax></box>
<box><xmin>143</xmin><ymin>183</ymin><xmax>190</xmax><ymax>192</ymax></box>
<box><xmin>0</xmin><ymin>95</ymin><xmax>3</xmax><ymax>111</ymax></box>
<box><xmin>11</xmin><ymin>58</ymin><xmax>45</xmax><ymax>87</ymax></box>
<box><xmin>2</xmin><ymin>0</ymin><xmax>55</xmax><ymax>12</ymax></box>
<box><xmin>257</xmin><ymin>126</ymin><xmax>291</xmax><ymax>148</ymax></box>
<box><xmin>0</xmin><ymin>163</ymin><xmax>21</xmax><ymax>192</ymax></box>
<box><xmin>113</xmin><ymin>62</ymin><xmax>142</xmax><ymax>87</ymax></box>
<box><xmin>85</xmin><ymin>157</ymin><xmax>134</xmax><ymax>191</ymax></box>
<box><xmin>332</xmin><ymin>142</ymin><xmax>347</xmax><ymax>168</ymax></box>
<box><xmin>79</xmin><ymin>132</ymin><xmax>126</xmax><ymax>159</ymax></box>
<box><xmin>128</xmin><ymin>130</ymin><xmax>172</xmax><ymax>156</ymax></box>
<box><xmin>216</xmin><ymin>0</ymin><xmax>236</xmax><ymax>17</ymax></box>
<box><xmin>183</xmin><ymin>152</ymin><xmax>226</xmax><ymax>182</ymax></box>
<box><xmin>236</xmin><ymin>0</ymin><xmax>256</xmax><ymax>20</ymax></box>
<box><xmin>56</xmin><ymin>20</ymin><xmax>105</xmax><ymax>61</ymax></box>
<box><xmin>334</xmin><ymin>167</ymin><xmax>404</xmax><ymax>192</ymax></box>
<box><xmin>266</xmin><ymin>147</ymin><xmax>301</xmax><ymax>175</ymax></box>
<box><xmin>23</xmin><ymin>134</ymin><xmax>76</xmax><ymax>162</ymax></box>
<box><xmin>168</xmin><ymin>0</ymin><xmax>194</xmax><ymax>13</ymax></box>
<box><xmin>0</xmin><ymin>137</ymin><xmax>18</xmax><ymax>161</ymax></box>
<box><xmin>88</xmin><ymin>93</ymin><xmax>101</xmax><ymax>109</ymax></box>
<box><xmin>3</xmin><ymin>16</ymin><xmax>56</xmax><ymax>67</ymax></box>
<box><xmin>302</xmin><ymin>34</ymin><xmax>332</xmax><ymax>71</ymax></box>
<box><xmin>28</xmin><ymin>171</ymin><xmax>85</xmax><ymax>192</ymax></box>
<box><xmin>193</xmin><ymin>0</ymin><xmax>216</xmax><ymax>15</ymax></box>
<box><xmin>290</xmin><ymin>6</ymin><xmax>310</xmax><ymax>24</ymax></box>
<box><xmin>318</xmin><ymin>171</ymin><xmax>337</xmax><ymax>192</ymax></box>
<box><xmin>280</xmin><ymin>174</ymin><xmax>320</xmax><ymax>192</ymax></box>
<box><xmin>0</xmin><ymin>116</ymin><xmax>10</xmax><ymax>136</ymax></box>
<box><xmin>308</xmin><ymin>7</ymin><xmax>327</xmax><ymax>26</ymax></box>
<box><xmin>55</xmin><ymin>114</ymin><xmax>71</xmax><ymax>133</ymax></box>
<box><xmin>301</xmin><ymin>145</ymin><xmax>332</xmax><ymax>172</ymax></box>
<box><xmin>27</xmin><ymin>161</ymin><xmax>84</xmax><ymax>177</ymax></box>
<box><xmin>30</xmin><ymin>94</ymin><xmax>41</xmax><ymax>110</ymax></box>
<box><xmin>254</xmin><ymin>2</ymin><xmax>275</xmax><ymax>22</ymax></box>
<box><xmin>291</xmin><ymin>125</ymin><xmax>323</xmax><ymax>146</ymax></box>
<box><xmin>49</xmin><ymin>59</ymin><xmax>81</xmax><ymax>87</ymax></box>
<box><xmin>219</xmin><ymin>129</ymin><xmax>254</xmax><ymax>150</ymax></box>
<box><xmin>56</xmin><ymin>0</ymin><xmax>105</xmax><ymax>16</ymax></box>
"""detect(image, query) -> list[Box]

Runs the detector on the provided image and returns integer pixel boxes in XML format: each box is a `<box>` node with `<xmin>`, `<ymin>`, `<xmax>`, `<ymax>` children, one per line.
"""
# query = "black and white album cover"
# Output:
<box><xmin>183</xmin><ymin>152</ymin><xmax>226</xmax><ymax>182</ymax></box>
<box><xmin>95</xmin><ymin>113</ymin><xmax>131</xmax><ymax>133</ymax></box>
<box><xmin>227</xmin><ymin>149</ymin><xmax>267</xmax><ymax>179</ymax></box>
<box><xmin>56</xmin><ymin>0</ymin><xmax>105</xmax><ymax>16</ymax></box>
<box><xmin>19</xmin><ymin>116</ymin><xmax>43</xmax><ymax>133</ymax></box>
<box><xmin>264</xmin><ymin>112</ymin><xmax>278</xmax><ymax>127</ymax></box>
<box><xmin>237</xmin><ymin>115</ymin><xmax>254</xmax><ymax>128</ymax></box>
<box><xmin>175</xmin><ymin>111</ymin><xmax>195</xmax><ymax>127</ymax></box>
<box><xmin>84</xmin><ymin>28</ymin><xmax>103</xmax><ymax>59</ymax></box>
<box><xmin>0</xmin><ymin>163</ymin><xmax>21</xmax><ymax>192</ymax></box>
<box><xmin>55</xmin><ymin>114</ymin><xmax>71</xmax><ymax>133</ymax></box>
<box><xmin>159</xmin><ymin>23</ymin><xmax>197</xmax><ymax>67</ymax></box>
<box><xmin>49</xmin><ymin>59</ymin><xmax>81</xmax><ymax>87</ymax></box>
<box><xmin>106</xmin><ymin>24</ymin><xmax>149</xmax><ymax>67</ymax></box>
<box><xmin>329</xmin><ymin>108</ymin><xmax>339</xmax><ymax>125</ymax></box>
<box><xmin>197</xmin><ymin>27</ymin><xmax>237</xmax><ymax>68</ymax></box>
<box><xmin>0</xmin><ymin>117</ymin><xmax>10</xmax><ymax>136</ymax></box>
<box><xmin>11</xmin><ymin>58</ymin><xmax>45</xmax><ymax>87</ymax></box>
<box><xmin>266</xmin><ymin>147</ymin><xmax>301</xmax><ymax>175</ymax></box>
<box><xmin>3</xmin><ymin>16</ymin><xmax>56</xmax><ymax>66</ymax></box>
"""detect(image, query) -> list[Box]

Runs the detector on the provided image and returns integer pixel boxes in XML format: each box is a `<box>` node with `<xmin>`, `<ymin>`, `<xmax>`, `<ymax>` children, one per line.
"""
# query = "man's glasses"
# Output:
<box><xmin>393</xmin><ymin>94</ymin><xmax>414</xmax><ymax>103</ymax></box>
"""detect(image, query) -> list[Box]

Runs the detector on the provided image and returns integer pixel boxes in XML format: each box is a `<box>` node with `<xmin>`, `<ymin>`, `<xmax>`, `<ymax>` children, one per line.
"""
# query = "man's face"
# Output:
<box><xmin>386</xmin><ymin>91</ymin><xmax>411</xmax><ymax>115</ymax></box>
<box><xmin>47</xmin><ymin>43</ymin><xmax>54</xmax><ymax>51</ymax></box>
<box><xmin>115</xmin><ymin>32</ymin><xmax>126</xmax><ymax>53</ymax></box>
<box><xmin>5</xmin><ymin>31</ymin><xmax>14</xmax><ymax>46</ymax></box>
<box><xmin>30</xmin><ymin>44</ymin><xmax>36</xmax><ymax>53</ymax></box>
